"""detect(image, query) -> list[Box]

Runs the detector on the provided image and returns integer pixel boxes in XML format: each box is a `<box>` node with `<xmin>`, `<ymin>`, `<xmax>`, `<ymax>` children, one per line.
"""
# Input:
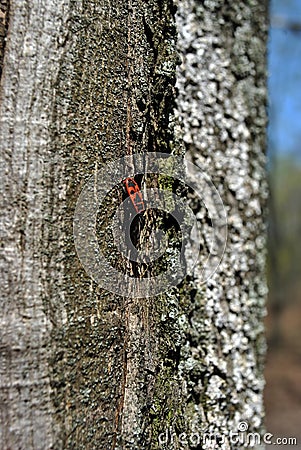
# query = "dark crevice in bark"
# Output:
<box><xmin>0</xmin><ymin>0</ymin><xmax>9</xmax><ymax>80</ymax></box>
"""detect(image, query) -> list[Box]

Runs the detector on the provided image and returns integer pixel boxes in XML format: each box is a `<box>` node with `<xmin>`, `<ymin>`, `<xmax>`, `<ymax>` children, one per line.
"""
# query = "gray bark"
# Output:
<box><xmin>0</xmin><ymin>1</ymin><xmax>71</xmax><ymax>448</ymax></box>
<box><xmin>0</xmin><ymin>0</ymin><xmax>267</xmax><ymax>449</ymax></box>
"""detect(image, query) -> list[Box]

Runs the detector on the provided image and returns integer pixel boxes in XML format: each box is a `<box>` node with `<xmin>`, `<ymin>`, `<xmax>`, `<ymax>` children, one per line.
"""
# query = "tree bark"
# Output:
<box><xmin>174</xmin><ymin>0</ymin><xmax>268</xmax><ymax>446</ymax></box>
<box><xmin>0</xmin><ymin>0</ymin><xmax>267</xmax><ymax>449</ymax></box>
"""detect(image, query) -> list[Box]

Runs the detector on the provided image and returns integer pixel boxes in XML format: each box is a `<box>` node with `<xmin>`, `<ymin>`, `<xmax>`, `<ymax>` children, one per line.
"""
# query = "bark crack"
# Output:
<box><xmin>112</xmin><ymin>1</ymin><xmax>133</xmax><ymax>446</ymax></box>
<box><xmin>0</xmin><ymin>0</ymin><xmax>9</xmax><ymax>80</ymax></box>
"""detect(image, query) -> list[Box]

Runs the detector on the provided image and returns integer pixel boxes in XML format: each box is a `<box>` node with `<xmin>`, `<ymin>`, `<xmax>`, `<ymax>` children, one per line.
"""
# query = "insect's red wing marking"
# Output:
<box><xmin>123</xmin><ymin>177</ymin><xmax>145</xmax><ymax>213</ymax></box>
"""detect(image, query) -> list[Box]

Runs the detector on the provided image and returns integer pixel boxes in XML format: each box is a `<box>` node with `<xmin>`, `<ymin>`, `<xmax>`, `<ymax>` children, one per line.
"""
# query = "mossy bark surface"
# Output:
<box><xmin>0</xmin><ymin>0</ymin><xmax>267</xmax><ymax>449</ymax></box>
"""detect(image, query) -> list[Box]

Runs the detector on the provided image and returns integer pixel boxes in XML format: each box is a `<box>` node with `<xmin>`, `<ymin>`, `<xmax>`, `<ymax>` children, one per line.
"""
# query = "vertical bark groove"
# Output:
<box><xmin>0</xmin><ymin>0</ymin><xmax>9</xmax><ymax>78</ymax></box>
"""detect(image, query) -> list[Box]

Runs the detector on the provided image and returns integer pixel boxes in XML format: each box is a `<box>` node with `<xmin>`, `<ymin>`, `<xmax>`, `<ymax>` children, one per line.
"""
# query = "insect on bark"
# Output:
<box><xmin>123</xmin><ymin>177</ymin><xmax>145</xmax><ymax>213</ymax></box>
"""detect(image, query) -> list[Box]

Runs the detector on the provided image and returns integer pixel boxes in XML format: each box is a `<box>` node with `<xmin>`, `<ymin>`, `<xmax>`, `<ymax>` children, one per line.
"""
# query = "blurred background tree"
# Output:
<box><xmin>268</xmin><ymin>157</ymin><xmax>301</xmax><ymax>344</ymax></box>
<box><xmin>265</xmin><ymin>0</ymin><xmax>301</xmax><ymax>443</ymax></box>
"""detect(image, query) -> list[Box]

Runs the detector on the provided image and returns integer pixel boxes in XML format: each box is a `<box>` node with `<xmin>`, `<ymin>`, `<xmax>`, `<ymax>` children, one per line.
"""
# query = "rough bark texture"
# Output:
<box><xmin>0</xmin><ymin>0</ymin><xmax>9</xmax><ymax>78</ymax></box>
<box><xmin>0</xmin><ymin>1</ymin><xmax>70</xmax><ymax>448</ymax></box>
<box><xmin>0</xmin><ymin>1</ymin><xmax>267</xmax><ymax>450</ymax></box>
<box><xmin>175</xmin><ymin>0</ymin><xmax>268</xmax><ymax>446</ymax></box>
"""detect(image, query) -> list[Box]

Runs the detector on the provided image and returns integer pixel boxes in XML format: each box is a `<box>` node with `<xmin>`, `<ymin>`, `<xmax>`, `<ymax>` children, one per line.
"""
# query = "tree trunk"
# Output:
<box><xmin>0</xmin><ymin>0</ymin><xmax>267</xmax><ymax>449</ymax></box>
<box><xmin>174</xmin><ymin>0</ymin><xmax>268</xmax><ymax>447</ymax></box>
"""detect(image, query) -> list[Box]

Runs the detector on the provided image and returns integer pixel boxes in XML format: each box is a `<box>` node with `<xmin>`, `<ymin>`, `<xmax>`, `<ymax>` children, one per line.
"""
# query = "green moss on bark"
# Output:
<box><xmin>49</xmin><ymin>1</ymin><xmax>187</xmax><ymax>448</ymax></box>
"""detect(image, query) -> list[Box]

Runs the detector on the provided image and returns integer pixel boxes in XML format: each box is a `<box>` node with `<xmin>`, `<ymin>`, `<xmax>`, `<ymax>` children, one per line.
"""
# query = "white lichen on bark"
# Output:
<box><xmin>175</xmin><ymin>0</ymin><xmax>268</xmax><ymax>447</ymax></box>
